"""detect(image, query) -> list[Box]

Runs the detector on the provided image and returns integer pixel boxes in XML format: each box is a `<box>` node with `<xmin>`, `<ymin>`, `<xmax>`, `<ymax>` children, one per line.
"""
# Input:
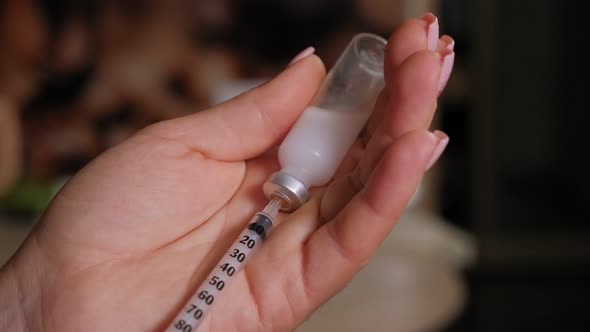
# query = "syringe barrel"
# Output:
<box><xmin>165</xmin><ymin>212</ymin><xmax>275</xmax><ymax>332</ymax></box>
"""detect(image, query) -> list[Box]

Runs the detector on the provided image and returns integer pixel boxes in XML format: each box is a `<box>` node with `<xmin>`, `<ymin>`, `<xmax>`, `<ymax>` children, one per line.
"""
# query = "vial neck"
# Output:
<box><xmin>280</xmin><ymin>167</ymin><xmax>313</xmax><ymax>189</ymax></box>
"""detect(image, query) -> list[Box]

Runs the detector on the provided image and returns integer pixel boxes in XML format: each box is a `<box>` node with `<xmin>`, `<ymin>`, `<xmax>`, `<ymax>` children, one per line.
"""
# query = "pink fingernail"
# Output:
<box><xmin>426</xmin><ymin>131</ymin><xmax>449</xmax><ymax>170</ymax></box>
<box><xmin>289</xmin><ymin>46</ymin><xmax>315</xmax><ymax>66</ymax></box>
<box><xmin>438</xmin><ymin>51</ymin><xmax>455</xmax><ymax>95</ymax></box>
<box><xmin>440</xmin><ymin>35</ymin><xmax>455</xmax><ymax>51</ymax></box>
<box><xmin>421</xmin><ymin>13</ymin><xmax>439</xmax><ymax>51</ymax></box>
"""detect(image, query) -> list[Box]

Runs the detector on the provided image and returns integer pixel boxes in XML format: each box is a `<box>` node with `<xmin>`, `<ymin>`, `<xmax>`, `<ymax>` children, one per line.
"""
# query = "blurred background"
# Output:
<box><xmin>1</xmin><ymin>0</ymin><xmax>588</xmax><ymax>331</ymax></box>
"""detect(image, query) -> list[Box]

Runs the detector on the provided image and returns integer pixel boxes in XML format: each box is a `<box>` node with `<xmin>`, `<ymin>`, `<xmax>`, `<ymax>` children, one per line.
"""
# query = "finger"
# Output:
<box><xmin>366</xmin><ymin>15</ymin><xmax>435</xmax><ymax>141</ymax></box>
<box><xmin>384</xmin><ymin>14</ymin><xmax>436</xmax><ymax>85</ymax></box>
<box><xmin>300</xmin><ymin>130</ymin><xmax>437</xmax><ymax>310</ymax></box>
<box><xmin>438</xmin><ymin>35</ymin><xmax>455</xmax><ymax>53</ymax></box>
<box><xmin>141</xmin><ymin>55</ymin><xmax>326</xmax><ymax>161</ymax></box>
<box><xmin>436</xmin><ymin>35</ymin><xmax>456</xmax><ymax>95</ymax></box>
<box><xmin>332</xmin><ymin>139</ymin><xmax>363</xmax><ymax>178</ymax></box>
<box><xmin>360</xmin><ymin>50</ymin><xmax>442</xmax><ymax>180</ymax></box>
<box><xmin>361</xmin><ymin>37</ymin><xmax>455</xmax><ymax>183</ymax></box>
<box><xmin>321</xmin><ymin>50</ymin><xmax>443</xmax><ymax>220</ymax></box>
<box><xmin>319</xmin><ymin>173</ymin><xmax>361</xmax><ymax>222</ymax></box>
<box><xmin>363</xmin><ymin>91</ymin><xmax>388</xmax><ymax>146</ymax></box>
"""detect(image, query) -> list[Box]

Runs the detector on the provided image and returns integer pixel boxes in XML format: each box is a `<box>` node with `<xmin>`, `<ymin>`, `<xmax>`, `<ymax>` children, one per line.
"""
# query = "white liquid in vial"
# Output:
<box><xmin>278</xmin><ymin>106</ymin><xmax>371</xmax><ymax>187</ymax></box>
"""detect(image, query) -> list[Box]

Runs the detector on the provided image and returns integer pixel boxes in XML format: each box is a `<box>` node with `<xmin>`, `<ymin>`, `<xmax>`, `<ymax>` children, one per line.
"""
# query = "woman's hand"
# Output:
<box><xmin>0</xmin><ymin>14</ymin><xmax>453</xmax><ymax>332</ymax></box>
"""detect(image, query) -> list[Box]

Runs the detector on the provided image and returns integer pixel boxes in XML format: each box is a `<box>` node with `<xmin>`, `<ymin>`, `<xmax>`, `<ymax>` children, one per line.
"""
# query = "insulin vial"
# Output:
<box><xmin>264</xmin><ymin>33</ymin><xmax>387</xmax><ymax>211</ymax></box>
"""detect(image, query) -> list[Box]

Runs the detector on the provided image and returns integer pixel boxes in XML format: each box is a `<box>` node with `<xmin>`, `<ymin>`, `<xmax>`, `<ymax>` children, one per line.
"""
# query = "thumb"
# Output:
<box><xmin>143</xmin><ymin>55</ymin><xmax>326</xmax><ymax>161</ymax></box>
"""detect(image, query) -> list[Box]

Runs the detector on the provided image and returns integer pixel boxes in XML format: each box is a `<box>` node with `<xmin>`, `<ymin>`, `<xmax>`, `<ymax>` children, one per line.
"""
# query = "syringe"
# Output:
<box><xmin>165</xmin><ymin>199</ymin><xmax>282</xmax><ymax>332</ymax></box>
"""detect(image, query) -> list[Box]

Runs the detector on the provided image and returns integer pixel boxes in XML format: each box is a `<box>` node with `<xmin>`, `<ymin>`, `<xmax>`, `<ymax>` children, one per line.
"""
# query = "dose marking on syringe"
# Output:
<box><xmin>169</xmin><ymin>214</ymin><xmax>272</xmax><ymax>332</ymax></box>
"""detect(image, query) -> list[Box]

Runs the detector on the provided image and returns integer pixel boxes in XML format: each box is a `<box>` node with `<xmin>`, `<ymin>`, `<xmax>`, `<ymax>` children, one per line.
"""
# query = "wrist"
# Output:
<box><xmin>0</xmin><ymin>236</ymin><xmax>45</xmax><ymax>331</ymax></box>
<box><xmin>0</xmin><ymin>260</ymin><xmax>28</xmax><ymax>331</ymax></box>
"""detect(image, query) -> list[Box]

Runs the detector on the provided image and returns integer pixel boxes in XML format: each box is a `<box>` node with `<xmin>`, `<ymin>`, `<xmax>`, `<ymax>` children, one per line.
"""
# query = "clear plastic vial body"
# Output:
<box><xmin>264</xmin><ymin>33</ymin><xmax>387</xmax><ymax>211</ymax></box>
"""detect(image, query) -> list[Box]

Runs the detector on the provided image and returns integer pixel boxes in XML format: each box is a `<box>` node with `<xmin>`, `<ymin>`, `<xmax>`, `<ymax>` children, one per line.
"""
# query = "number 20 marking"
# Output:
<box><xmin>239</xmin><ymin>236</ymin><xmax>256</xmax><ymax>249</ymax></box>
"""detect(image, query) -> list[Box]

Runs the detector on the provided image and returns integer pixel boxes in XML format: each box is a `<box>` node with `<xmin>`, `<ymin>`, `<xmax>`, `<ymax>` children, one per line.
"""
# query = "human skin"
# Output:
<box><xmin>0</xmin><ymin>15</ymin><xmax>454</xmax><ymax>332</ymax></box>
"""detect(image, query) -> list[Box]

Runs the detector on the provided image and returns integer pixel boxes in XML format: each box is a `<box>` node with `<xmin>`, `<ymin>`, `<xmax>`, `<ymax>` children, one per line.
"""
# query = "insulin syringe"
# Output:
<box><xmin>165</xmin><ymin>199</ymin><xmax>282</xmax><ymax>332</ymax></box>
<box><xmin>166</xmin><ymin>32</ymin><xmax>387</xmax><ymax>332</ymax></box>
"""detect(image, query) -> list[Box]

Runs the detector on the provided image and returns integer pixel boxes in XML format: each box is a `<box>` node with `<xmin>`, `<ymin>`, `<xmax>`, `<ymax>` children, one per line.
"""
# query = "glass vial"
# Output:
<box><xmin>264</xmin><ymin>33</ymin><xmax>387</xmax><ymax>211</ymax></box>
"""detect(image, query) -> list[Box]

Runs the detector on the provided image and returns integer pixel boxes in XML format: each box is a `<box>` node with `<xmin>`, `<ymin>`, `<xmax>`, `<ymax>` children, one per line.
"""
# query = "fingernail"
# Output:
<box><xmin>438</xmin><ymin>51</ymin><xmax>455</xmax><ymax>95</ymax></box>
<box><xmin>289</xmin><ymin>46</ymin><xmax>315</xmax><ymax>66</ymax></box>
<box><xmin>439</xmin><ymin>35</ymin><xmax>455</xmax><ymax>51</ymax></box>
<box><xmin>426</xmin><ymin>131</ymin><xmax>449</xmax><ymax>170</ymax></box>
<box><xmin>421</xmin><ymin>13</ymin><xmax>439</xmax><ymax>51</ymax></box>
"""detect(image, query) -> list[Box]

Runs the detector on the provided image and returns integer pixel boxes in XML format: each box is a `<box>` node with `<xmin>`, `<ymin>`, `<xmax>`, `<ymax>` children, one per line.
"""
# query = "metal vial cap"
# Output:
<box><xmin>263</xmin><ymin>172</ymin><xmax>310</xmax><ymax>212</ymax></box>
